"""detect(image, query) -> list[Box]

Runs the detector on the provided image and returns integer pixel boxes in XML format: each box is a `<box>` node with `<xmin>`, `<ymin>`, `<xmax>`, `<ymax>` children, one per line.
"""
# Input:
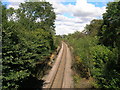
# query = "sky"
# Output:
<box><xmin>2</xmin><ymin>0</ymin><xmax>114</xmax><ymax>35</ymax></box>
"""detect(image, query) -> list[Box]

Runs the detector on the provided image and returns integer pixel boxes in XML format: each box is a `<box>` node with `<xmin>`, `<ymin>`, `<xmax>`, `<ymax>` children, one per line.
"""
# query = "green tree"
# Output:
<box><xmin>98</xmin><ymin>1</ymin><xmax>120</xmax><ymax>69</ymax></box>
<box><xmin>2</xmin><ymin>1</ymin><xmax>56</xmax><ymax>89</ymax></box>
<box><xmin>99</xmin><ymin>2</ymin><xmax>120</xmax><ymax>48</ymax></box>
<box><xmin>17</xmin><ymin>2</ymin><xmax>56</xmax><ymax>32</ymax></box>
<box><xmin>85</xmin><ymin>19</ymin><xmax>103</xmax><ymax>36</ymax></box>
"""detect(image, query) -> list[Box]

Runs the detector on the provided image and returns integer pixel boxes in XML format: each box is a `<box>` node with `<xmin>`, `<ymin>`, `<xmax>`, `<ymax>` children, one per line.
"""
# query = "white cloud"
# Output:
<box><xmin>52</xmin><ymin>0</ymin><xmax>106</xmax><ymax>17</ymax></box>
<box><xmin>5</xmin><ymin>0</ymin><xmax>106</xmax><ymax>35</ymax></box>
<box><xmin>7</xmin><ymin>0</ymin><xmax>25</xmax><ymax>9</ymax></box>
<box><xmin>51</xmin><ymin>0</ymin><xmax>106</xmax><ymax>35</ymax></box>
<box><xmin>55</xmin><ymin>15</ymin><xmax>88</xmax><ymax>35</ymax></box>
<box><xmin>52</xmin><ymin>2</ymin><xmax>75</xmax><ymax>15</ymax></box>
<box><xmin>46</xmin><ymin>0</ymin><xmax>66</xmax><ymax>3</ymax></box>
<box><xmin>73</xmin><ymin>0</ymin><xmax>106</xmax><ymax>17</ymax></box>
<box><xmin>7</xmin><ymin>4</ymin><xmax>20</xmax><ymax>9</ymax></box>
<box><xmin>7</xmin><ymin>0</ymin><xmax>25</xmax><ymax>2</ymax></box>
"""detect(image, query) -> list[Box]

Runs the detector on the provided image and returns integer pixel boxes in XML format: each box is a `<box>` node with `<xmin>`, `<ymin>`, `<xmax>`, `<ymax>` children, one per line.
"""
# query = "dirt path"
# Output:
<box><xmin>42</xmin><ymin>42</ymin><xmax>73</xmax><ymax>88</ymax></box>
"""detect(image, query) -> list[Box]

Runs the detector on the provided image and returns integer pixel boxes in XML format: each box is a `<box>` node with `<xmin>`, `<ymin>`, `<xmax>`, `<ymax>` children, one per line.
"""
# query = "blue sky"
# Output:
<box><xmin>2</xmin><ymin>1</ymin><xmax>10</xmax><ymax>6</ymax></box>
<box><xmin>1</xmin><ymin>0</ymin><xmax>113</xmax><ymax>35</ymax></box>
<box><xmin>61</xmin><ymin>2</ymin><xmax>107</xmax><ymax>7</ymax></box>
<box><xmin>88</xmin><ymin>2</ymin><xmax>107</xmax><ymax>7</ymax></box>
<box><xmin>2</xmin><ymin>1</ymin><xmax>108</xmax><ymax>9</ymax></box>
<box><xmin>60</xmin><ymin>2</ymin><xmax>108</xmax><ymax>19</ymax></box>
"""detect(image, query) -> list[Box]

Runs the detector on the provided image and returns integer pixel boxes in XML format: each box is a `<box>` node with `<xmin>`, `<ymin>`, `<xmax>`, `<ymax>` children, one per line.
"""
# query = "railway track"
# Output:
<box><xmin>43</xmin><ymin>42</ymin><xmax>73</xmax><ymax>88</ymax></box>
<box><xmin>50</xmin><ymin>42</ymin><xmax>67</xmax><ymax>88</ymax></box>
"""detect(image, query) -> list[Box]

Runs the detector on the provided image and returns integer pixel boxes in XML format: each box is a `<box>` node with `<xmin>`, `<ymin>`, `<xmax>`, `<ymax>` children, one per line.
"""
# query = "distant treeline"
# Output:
<box><xmin>2</xmin><ymin>2</ymin><xmax>56</xmax><ymax>89</ymax></box>
<box><xmin>64</xmin><ymin>1</ymin><xmax>120</xmax><ymax>89</ymax></box>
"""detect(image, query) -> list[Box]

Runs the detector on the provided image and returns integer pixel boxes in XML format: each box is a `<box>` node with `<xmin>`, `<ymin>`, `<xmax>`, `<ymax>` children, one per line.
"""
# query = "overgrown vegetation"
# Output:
<box><xmin>65</xmin><ymin>1</ymin><xmax>120</xmax><ymax>89</ymax></box>
<box><xmin>2</xmin><ymin>1</ymin><xmax>120</xmax><ymax>89</ymax></box>
<box><xmin>2</xmin><ymin>2</ymin><xmax>56</xmax><ymax>89</ymax></box>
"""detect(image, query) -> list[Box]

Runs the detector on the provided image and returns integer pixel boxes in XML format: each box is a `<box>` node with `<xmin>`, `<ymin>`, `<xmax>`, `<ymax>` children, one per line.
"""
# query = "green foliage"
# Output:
<box><xmin>96</xmin><ymin>2</ymin><xmax>120</xmax><ymax>88</ymax></box>
<box><xmin>90</xmin><ymin>45</ymin><xmax>112</xmax><ymax>77</ymax></box>
<box><xmin>2</xmin><ymin>1</ymin><xmax>56</xmax><ymax>89</ymax></box>
<box><xmin>17</xmin><ymin>2</ymin><xmax>56</xmax><ymax>32</ymax></box>
<box><xmin>54</xmin><ymin>35</ymin><xmax>62</xmax><ymax>47</ymax></box>
<box><xmin>65</xmin><ymin>32</ymin><xmax>99</xmax><ymax>77</ymax></box>
<box><xmin>90</xmin><ymin>46</ymin><xmax>120</xmax><ymax>89</ymax></box>
<box><xmin>99</xmin><ymin>1</ymin><xmax>120</xmax><ymax>48</ymax></box>
<box><xmin>66</xmin><ymin>31</ymin><xmax>120</xmax><ymax>89</ymax></box>
<box><xmin>65</xmin><ymin>2</ymin><xmax>120</xmax><ymax>88</ymax></box>
<box><xmin>66</xmin><ymin>35</ymin><xmax>98</xmax><ymax>66</ymax></box>
<box><xmin>85</xmin><ymin>19</ymin><xmax>103</xmax><ymax>36</ymax></box>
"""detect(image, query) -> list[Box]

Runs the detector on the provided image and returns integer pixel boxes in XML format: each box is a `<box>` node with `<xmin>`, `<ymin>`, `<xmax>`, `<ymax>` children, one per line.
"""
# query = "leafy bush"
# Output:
<box><xmin>65</xmin><ymin>34</ymin><xmax>99</xmax><ymax>78</ymax></box>
<box><xmin>90</xmin><ymin>45</ymin><xmax>112</xmax><ymax>76</ymax></box>
<box><xmin>67</xmin><ymin>36</ymin><xmax>98</xmax><ymax>68</ymax></box>
<box><xmin>90</xmin><ymin>45</ymin><xmax>120</xmax><ymax>89</ymax></box>
<box><xmin>65</xmin><ymin>32</ymin><xmax>120</xmax><ymax>89</ymax></box>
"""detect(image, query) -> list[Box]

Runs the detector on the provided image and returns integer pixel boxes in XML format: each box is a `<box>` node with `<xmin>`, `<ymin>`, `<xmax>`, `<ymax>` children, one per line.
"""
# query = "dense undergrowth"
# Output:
<box><xmin>2</xmin><ymin>2</ymin><xmax>57</xmax><ymax>89</ymax></box>
<box><xmin>64</xmin><ymin>1</ymin><xmax>120</xmax><ymax>89</ymax></box>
